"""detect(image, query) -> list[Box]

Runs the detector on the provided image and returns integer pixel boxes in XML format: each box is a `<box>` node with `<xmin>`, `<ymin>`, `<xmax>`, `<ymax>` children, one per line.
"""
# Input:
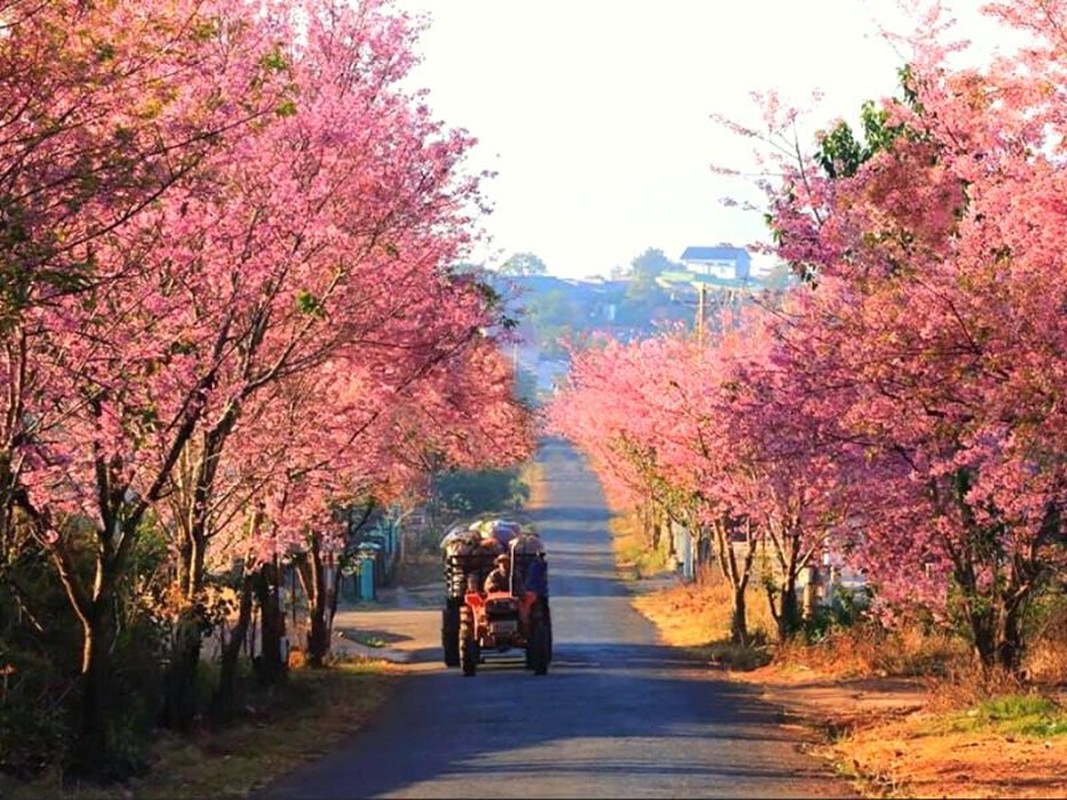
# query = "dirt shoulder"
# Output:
<box><xmin>625</xmin><ymin>574</ymin><xmax>1067</xmax><ymax>799</ymax></box>
<box><xmin>736</xmin><ymin>661</ymin><xmax>1066</xmax><ymax>799</ymax></box>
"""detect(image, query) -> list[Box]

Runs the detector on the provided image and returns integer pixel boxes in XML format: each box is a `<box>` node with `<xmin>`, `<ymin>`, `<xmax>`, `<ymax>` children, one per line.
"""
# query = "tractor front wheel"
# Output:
<box><xmin>442</xmin><ymin>604</ymin><xmax>460</xmax><ymax>667</ymax></box>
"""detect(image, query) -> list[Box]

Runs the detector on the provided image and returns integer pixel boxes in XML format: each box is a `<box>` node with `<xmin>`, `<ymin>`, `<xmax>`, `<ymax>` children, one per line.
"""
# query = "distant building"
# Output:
<box><xmin>679</xmin><ymin>245</ymin><xmax>752</xmax><ymax>281</ymax></box>
<box><xmin>655</xmin><ymin>244</ymin><xmax>760</xmax><ymax>300</ymax></box>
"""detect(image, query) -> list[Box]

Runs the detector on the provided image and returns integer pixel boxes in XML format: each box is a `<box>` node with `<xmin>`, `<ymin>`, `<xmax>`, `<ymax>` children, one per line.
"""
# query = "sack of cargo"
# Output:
<box><xmin>442</xmin><ymin>530</ymin><xmax>483</xmax><ymax>558</ymax></box>
<box><xmin>511</xmin><ymin>532</ymin><xmax>545</xmax><ymax>556</ymax></box>
<box><xmin>478</xmin><ymin>518</ymin><xmax>521</xmax><ymax>548</ymax></box>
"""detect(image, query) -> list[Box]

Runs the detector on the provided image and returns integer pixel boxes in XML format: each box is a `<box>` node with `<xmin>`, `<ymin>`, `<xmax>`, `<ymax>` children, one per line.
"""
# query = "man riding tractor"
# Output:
<box><xmin>456</xmin><ymin>541</ymin><xmax>550</xmax><ymax>676</ymax></box>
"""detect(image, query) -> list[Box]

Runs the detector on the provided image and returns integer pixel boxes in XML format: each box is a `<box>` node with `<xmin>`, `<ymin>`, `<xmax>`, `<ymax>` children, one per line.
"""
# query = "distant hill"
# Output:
<box><xmin>489</xmin><ymin>272</ymin><xmax>692</xmax><ymax>373</ymax></box>
<box><xmin>482</xmin><ymin>245</ymin><xmax>776</xmax><ymax>396</ymax></box>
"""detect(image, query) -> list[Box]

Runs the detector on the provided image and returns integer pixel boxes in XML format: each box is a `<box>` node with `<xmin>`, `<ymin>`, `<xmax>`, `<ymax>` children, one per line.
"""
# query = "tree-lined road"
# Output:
<box><xmin>262</xmin><ymin>439</ymin><xmax>854</xmax><ymax>799</ymax></box>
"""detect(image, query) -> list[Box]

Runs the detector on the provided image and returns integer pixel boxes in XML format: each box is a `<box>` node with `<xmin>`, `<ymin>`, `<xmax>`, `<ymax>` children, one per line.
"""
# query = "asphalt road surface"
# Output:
<box><xmin>261</xmin><ymin>438</ymin><xmax>855</xmax><ymax>799</ymax></box>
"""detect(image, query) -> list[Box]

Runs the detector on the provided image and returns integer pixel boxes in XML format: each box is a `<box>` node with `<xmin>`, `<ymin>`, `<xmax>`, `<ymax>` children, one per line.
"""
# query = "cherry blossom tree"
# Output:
<box><xmin>551</xmin><ymin>303</ymin><xmax>860</xmax><ymax>644</ymax></box>
<box><xmin>125</xmin><ymin>0</ymin><xmax>512</xmax><ymax>727</ymax></box>
<box><xmin>0</xmin><ymin>0</ymin><xmax>532</xmax><ymax>763</ymax></box>
<box><xmin>0</xmin><ymin>0</ymin><xmax>297</xmax><ymax>769</ymax></box>
<box><xmin>747</xmin><ymin>1</ymin><xmax>1067</xmax><ymax>669</ymax></box>
<box><xmin>545</xmin><ymin>334</ymin><xmax>682</xmax><ymax>549</ymax></box>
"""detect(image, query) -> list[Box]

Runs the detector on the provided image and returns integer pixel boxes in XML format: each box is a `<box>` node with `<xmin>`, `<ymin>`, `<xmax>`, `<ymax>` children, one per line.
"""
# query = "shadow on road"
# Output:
<box><xmin>260</xmin><ymin>437</ymin><xmax>851</xmax><ymax>799</ymax></box>
<box><xmin>528</xmin><ymin>504</ymin><xmax>612</xmax><ymax>525</ymax></box>
<box><xmin>261</xmin><ymin>643</ymin><xmax>831</xmax><ymax>800</ymax></box>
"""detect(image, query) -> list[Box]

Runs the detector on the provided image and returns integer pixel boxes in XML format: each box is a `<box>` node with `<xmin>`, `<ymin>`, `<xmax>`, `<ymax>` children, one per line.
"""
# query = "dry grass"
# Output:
<box><xmin>789</xmin><ymin>621</ymin><xmax>1067</xmax><ymax>798</ymax></box>
<box><xmin>629</xmin><ymin>566</ymin><xmax>777</xmax><ymax>672</ymax></box>
<box><xmin>773</xmin><ymin>621</ymin><xmax>965</xmax><ymax>681</ymax></box>
<box><xmin>1024</xmin><ymin>600</ymin><xmax>1067</xmax><ymax>686</ymax></box>
<box><xmin>827</xmin><ymin>695</ymin><xmax>1067</xmax><ymax>799</ymax></box>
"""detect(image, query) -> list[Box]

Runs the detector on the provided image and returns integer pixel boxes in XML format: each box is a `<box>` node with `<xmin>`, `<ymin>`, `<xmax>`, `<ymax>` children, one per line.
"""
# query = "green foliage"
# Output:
<box><xmin>431</xmin><ymin>467</ymin><xmax>529</xmax><ymax>517</ymax></box>
<box><xmin>630</xmin><ymin>247</ymin><xmax>676</xmax><ymax>278</ymax></box>
<box><xmin>0</xmin><ymin>652</ymin><xmax>72</xmax><ymax>779</ymax></box>
<box><xmin>348</xmin><ymin>634</ymin><xmax>386</xmax><ymax>649</ymax></box>
<box><xmin>0</xmin><ymin>515</ymin><xmax>174</xmax><ymax>780</ymax></box>
<box><xmin>1</xmin><ymin>533</ymin><xmax>81</xmax><ymax>778</ymax></box>
<box><xmin>624</xmin><ymin>248</ymin><xmax>677</xmax><ymax>303</ymax></box>
<box><xmin>95</xmin><ymin>42</ymin><xmax>116</xmax><ymax>63</ymax></box>
<box><xmin>526</xmin><ymin>288</ymin><xmax>574</xmax><ymax>327</ymax></box>
<box><xmin>259</xmin><ymin>45</ymin><xmax>290</xmax><ymax>73</ymax></box>
<box><xmin>190</xmin><ymin>17</ymin><xmax>221</xmax><ymax>43</ymax></box>
<box><xmin>498</xmin><ymin>252</ymin><xmax>547</xmax><ymax>277</ymax></box>
<box><xmin>945</xmin><ymin>694</ymin><xmax>1067</xmax><ymax>738</ymax></box>
<box><xmin>801</xmin><ymin>586</ymin><xmax>869</xmax><ymax>644</ymax></box>
<box><xmin>814</xmin><ymin>64</ymin><xmax>923</xmax><ymax>181</ymax></box>
<box><xmin>815</xmin><ymin>99</ymin><xmax>906</xmax><ymax>180</ymax></box>
<box><xmin>815</xmin><ymin>119</ymin><xmax>868</xmax><ymax>179</ymax></box>
<box><xmin>295</xmin><ymin>289</ymin><xmax>324</xmax><ymax>317</ymax></box>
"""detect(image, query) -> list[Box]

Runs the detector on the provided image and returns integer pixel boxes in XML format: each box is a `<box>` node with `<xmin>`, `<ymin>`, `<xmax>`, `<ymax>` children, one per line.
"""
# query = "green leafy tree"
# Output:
<box><xmin>432</xmin><ymin>468</ymin><xmax>529</xmax><ymax>517</ymax></box>
<box><xmin>625</xmin><ymin>247</ymin><xmax>676</xmax><ymax>303</ymax></box>
<box><xmin>499</xmin><ymin>251</ymin><xmax>548</xmax><ymax>276</ymax></box>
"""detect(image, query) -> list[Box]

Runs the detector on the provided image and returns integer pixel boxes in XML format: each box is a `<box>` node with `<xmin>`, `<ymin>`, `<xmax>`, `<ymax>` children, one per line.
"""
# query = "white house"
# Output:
<box><xmin>679</xmin><ymin>245</ymin><xmax>752</xmax><ymax>282</ymax></box>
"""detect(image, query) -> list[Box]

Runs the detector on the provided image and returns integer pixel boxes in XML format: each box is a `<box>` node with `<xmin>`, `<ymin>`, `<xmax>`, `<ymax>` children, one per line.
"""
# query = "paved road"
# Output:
<box><xmin>261</xmin><ymin>438</ymin><xmax>855</xmax><ymax>799</ymax></box>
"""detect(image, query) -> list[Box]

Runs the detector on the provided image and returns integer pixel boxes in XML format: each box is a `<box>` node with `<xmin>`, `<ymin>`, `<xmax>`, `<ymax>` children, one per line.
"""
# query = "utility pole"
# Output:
<box><xmin>695</xmin><ymin>282</ymin><xmax>706</xmax><ymax>345</ymax></box>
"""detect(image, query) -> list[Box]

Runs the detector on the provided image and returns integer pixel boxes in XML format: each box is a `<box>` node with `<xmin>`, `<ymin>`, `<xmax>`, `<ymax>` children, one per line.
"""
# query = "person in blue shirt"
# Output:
<box><xmin>524</xmin><ymin>552</ymin><xmax>548</xmax><ymax>596</ymax></box>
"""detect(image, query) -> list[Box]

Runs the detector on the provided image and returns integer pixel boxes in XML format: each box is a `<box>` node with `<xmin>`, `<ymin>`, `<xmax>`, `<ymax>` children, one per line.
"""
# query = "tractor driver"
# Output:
<box><xmin>483</xmin><ymin>552</ymin><xmax>524</xmax><ymax>596</ymax></box>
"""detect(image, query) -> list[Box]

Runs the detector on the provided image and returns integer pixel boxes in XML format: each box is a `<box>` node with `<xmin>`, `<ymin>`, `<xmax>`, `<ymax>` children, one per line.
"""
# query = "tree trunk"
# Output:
<box><xmin>161</xmin><ymin>525</ymin><xmax>207</xmax><ymax>731</ymax></box>
<box><xmin>712</xmin><ymin>515</ymin><xmax>755</xmax><ymax>646</ymax></box>
<box><xmin>211</xmin><ymin>571</ymin><xmax>254</xmax><ymax>723</ymax></box>
<box><xmin>650</xmin><ymin>508</ymin><xmax>662</xmax><ymax>553</ymax></box>
<box><xmin>775</xmin><ymin>577</ymin><xmax>802</xmax><ymax>641</ymax></box>
<box><xmin>70</xmin><ymin>600</ymin><xmax>115</xmax><ymax>776</ymax></box>
<box><xmin>968</xmin><ymin>605</ymin><xmax>997</xmax><ymax>668</ymax></box>
<box><xmin>255</xmin><ymin>557</ymin><xmax>286</xmax><ymax>685</ymax></box>
<box><xmin>964</xmin><ymin>595</ymin><xmax>1025</xmax><ymax>673</ymax></box>
<box><xmin>730</xmin><ymin>584</ymin><xmax>748</xmax><ymax>646</ymax></box>
<box><xmin>162</xmin><ymin>614</ymin><xmax>202</xmax><ymax>732</ymax></box>
<box><xmin>997</xmin><ymin>604</ymin><xmax>1023</xmax><ymax>673</ymax></box>
<box><xmin>328</xmin><ymin>556</ymin><xmax>342</xmax><ymax>624</ymax></box>
<box><xmin>164</xmin><ymin>409</ymin><xmax>241</xmax><ymax>722</ymax></box>
<box><xmin>43</xmin><ymin>533</ymin><xmax>122</xmax><ymax>777</ymax></box>
<box><xmin>299</xmin><ymin>532</ymin><xmax>331</xmax><ymax>668</ymax></box>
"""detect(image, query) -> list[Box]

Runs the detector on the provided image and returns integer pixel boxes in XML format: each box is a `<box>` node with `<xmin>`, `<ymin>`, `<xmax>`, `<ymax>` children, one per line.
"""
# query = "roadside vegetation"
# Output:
<box><xmin>3</xmin><ymin>661</ymin><xmax>401</xmax><ymax>800</ymax></box>
<box><xmin>611</xmin><ymin>507</ymin><xmax>1067</xmax><ymax>798</ymax></box>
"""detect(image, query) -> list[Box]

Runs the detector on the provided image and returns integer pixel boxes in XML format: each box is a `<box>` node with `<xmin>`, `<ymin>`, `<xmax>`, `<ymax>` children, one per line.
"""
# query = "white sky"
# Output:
<box><xmin>395</xmin><ymin>1</ymin><xmax>1005</xmax><ymax>279</ymax></box>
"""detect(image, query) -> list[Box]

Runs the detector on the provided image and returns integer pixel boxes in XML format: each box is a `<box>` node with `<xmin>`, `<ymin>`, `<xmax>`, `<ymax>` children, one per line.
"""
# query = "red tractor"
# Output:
<box><xmin>458</xmin><ymin>565</ymin><xmax>551</xmax><ymax>676</ymax></box>
<box><xmin>440</xmin><ymin>521</ymin><xmax>551</xmax><ymax>676</ymax></box>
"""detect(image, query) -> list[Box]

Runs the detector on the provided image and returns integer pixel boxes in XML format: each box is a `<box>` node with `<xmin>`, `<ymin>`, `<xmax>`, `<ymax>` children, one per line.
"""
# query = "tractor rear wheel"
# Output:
<box><xmin>459</xmin><ymin>606</ymin><xmax>478</xmax><ymax>677</ymax></box>
<box><xmin>442</xmin><ymin>605</ymin><xmax>460</xmax><ymax>667</ymax></box>
<box><xmin>528</xmin><ymin>614</ymin><xmax>549</xmax><ymax>676</ymax></box>
<box><xmin>544</xmin><ymin>601</ymin><xmax>553</xmax><ymax>663</ymax></box>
